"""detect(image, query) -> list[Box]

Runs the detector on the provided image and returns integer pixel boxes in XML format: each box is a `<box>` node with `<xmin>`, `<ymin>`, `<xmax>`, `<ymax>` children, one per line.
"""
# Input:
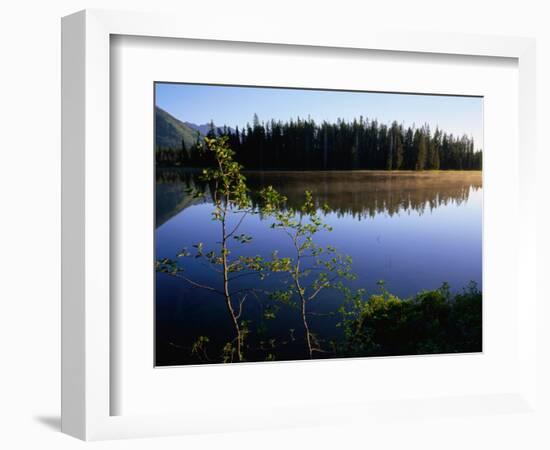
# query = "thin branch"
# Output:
<box><xmin>167</xmin><ymin>272</ymin><xmax>224</xmax><ymax>295</ymax></box>
<box><xmin>228</xmin><ymin>287</ymin><xmax>263</xmax><ymax>297</ymax></box>
<box><xmin>311</xmin><ymin>347</ymin><xmax>330</xmax><ymax>354</ymax></box>
<box><xmin>228</xmin><ymin>270</ymin><xmax>264</xmax><ymax>282</ymax></box>
<box><xmin>226</xmin><ymin>210</ymin><xmax>249</xmax><ymax>239</ymax></box>
<box><xmin>307</xmin><ymin>282</ymin><xmax>330</xmax><ymax>301</ymax></box>
<box><xmin>235</xmin><ymin>294</ymin><xmax>247</xmax><ymax>320</ymax></box>
<box><xmin>308</xmin><ymin>275</ymin><xmax>339</xmax><ymax>301</ymax></box>
<box><xmin>199</xmin><ymin>261</ymin><xmax>223</xmax><ymax>274</ymax></box>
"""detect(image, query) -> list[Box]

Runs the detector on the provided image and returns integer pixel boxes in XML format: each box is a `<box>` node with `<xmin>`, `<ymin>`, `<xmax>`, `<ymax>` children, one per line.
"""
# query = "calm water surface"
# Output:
<box><xmin>155</xmin><ymin>170</ymin><xmax>482</xmax><ymax>365</ymax></box>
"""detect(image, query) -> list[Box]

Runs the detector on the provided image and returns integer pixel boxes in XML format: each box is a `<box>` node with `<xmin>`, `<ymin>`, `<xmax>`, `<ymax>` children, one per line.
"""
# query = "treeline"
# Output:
<box><xmin>156</xmin><ymin>115</ymin><xmax>482</xmax><ymax>171</ymax></box>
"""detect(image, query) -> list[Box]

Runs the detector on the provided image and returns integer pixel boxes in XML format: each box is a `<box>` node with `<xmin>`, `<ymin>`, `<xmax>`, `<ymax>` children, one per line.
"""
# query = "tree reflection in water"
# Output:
<box><xmin>156</xmin><ymin>169</ymin><xmax>482</xmax><ymax>227</ymax></box>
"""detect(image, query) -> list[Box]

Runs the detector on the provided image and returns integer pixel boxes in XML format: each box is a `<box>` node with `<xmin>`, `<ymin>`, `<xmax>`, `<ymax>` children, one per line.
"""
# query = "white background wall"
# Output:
<box><xmin>0</xmin><ymin>1</ymin><xmax>548</xmax><ymax>449</ymax></box>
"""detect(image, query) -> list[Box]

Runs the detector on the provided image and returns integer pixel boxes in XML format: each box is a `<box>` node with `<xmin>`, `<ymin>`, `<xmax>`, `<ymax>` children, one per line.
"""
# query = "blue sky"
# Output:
<box><xmin>155</xmin><ymin>83</ymin><xmax>483</xmax><ymax>150</ymax></box>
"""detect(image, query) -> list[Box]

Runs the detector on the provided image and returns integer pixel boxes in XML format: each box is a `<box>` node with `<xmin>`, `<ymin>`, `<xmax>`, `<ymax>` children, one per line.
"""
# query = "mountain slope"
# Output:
<box><xmin>185</xmin><ymin>122</ymin><xmax>236</xmax><ymax>136</ymax></box>
<box><xmin>155</xmin><ymin>106</ymin><xmax>201</xmax><ymax>150</ymax></box>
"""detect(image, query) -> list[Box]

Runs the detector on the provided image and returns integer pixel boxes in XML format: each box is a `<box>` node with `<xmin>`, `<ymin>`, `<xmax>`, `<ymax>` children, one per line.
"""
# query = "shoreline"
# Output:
<box><xmin>157</xmin><ymin>166</ymin><xmax>482</xmax><ymax>175</ymax></box>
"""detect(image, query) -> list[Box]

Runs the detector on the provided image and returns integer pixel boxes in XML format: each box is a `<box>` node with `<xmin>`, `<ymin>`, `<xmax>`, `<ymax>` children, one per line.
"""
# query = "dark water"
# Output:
<box><xmin>155</xmin><ymin>170</ymin><xmax>482</xmax><ymax>365</ymax></box>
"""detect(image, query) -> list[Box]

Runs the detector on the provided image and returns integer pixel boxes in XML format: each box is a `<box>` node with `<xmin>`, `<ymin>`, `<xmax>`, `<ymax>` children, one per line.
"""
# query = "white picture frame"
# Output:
<box><xmin>61</xmin><ymin>9</ymin><xmax>537</xmax><ymax>441</ymax></box>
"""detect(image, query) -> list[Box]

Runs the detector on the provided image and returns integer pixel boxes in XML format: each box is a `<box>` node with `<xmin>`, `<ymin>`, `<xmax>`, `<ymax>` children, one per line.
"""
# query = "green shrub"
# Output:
<box><xmin>340</xmin><ymin>282</ymin><xmax>482</xmax><ymax>357</ymax></box>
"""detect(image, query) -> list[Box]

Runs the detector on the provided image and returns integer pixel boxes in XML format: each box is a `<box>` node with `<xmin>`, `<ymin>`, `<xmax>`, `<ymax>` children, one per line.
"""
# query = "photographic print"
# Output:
<box><xmin>155</xmin><ymin>83</ymin><xmax>482</xmax><ymax>366</ymax></box>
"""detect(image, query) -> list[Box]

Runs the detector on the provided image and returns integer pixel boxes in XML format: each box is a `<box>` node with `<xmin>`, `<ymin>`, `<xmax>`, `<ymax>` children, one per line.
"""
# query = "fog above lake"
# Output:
<box><xmin>156</xmin><ymin>169</ymin><xmax>482</xmax><ymax>226</ymax></box>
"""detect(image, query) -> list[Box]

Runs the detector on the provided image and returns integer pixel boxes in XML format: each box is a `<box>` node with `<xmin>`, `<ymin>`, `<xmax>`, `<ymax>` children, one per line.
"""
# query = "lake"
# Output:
<box><xmin>155</xmin><ymin>170</ymin><xmax>482</xmax><ymax>365</ymax></box>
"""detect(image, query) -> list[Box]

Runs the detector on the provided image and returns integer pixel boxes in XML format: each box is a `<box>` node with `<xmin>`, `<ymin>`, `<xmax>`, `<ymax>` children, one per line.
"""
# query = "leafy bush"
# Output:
<box><xmin>339</xmin><ymin>282</ymin><xmax>482</xmax><ymax>357</ymax></box>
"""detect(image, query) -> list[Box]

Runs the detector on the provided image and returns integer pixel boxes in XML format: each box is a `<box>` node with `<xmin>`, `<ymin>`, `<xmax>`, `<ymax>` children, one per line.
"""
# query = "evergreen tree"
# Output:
<box><xmin>415</xmin><ymin>128</ymin><xmax>427</xmax><ymax>171</ymax></box>
<box><xmin>157</xmin><ymin>114</ymin><xmax>481</xmax><ymax>171</ymax></box>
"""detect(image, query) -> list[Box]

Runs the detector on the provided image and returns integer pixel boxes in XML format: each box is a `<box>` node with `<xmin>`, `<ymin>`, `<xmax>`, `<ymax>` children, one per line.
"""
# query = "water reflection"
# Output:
<box><xmin>156</xmin><ymin>169</ymin><xmax>482</xmax><ymax>226</ymax></box>
<box><xmin>155</xmin><ymin>168</ymin><xmax>482</xmax><ymax>365</ymax></box>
